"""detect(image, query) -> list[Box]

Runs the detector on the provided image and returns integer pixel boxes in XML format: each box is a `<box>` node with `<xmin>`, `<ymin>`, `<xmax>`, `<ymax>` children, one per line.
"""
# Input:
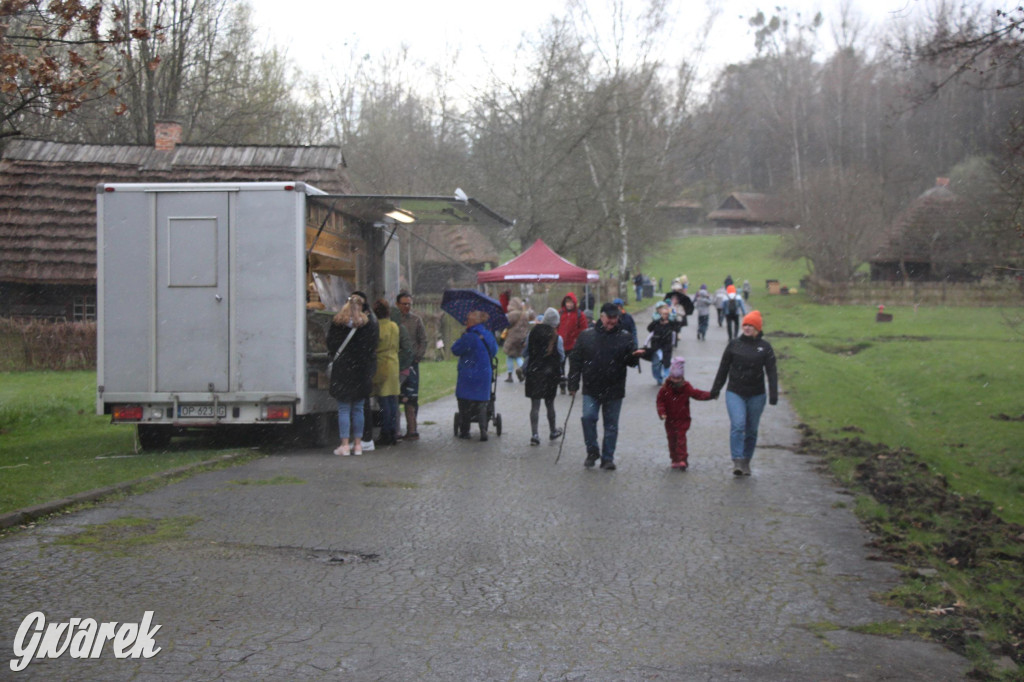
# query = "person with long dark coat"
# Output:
<box><xmin>327</xmin><ymin>291</ymin><xmax>378</xmax><ymax>456</ymax></box>
<box><xmin>522</xmin><ymin>307</ymin><xmax>565</xmax><ymax>446</ymax></box>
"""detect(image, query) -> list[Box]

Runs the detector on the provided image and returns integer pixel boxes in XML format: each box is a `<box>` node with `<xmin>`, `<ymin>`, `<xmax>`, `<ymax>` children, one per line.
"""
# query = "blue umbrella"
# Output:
<box><xmin>441</xmin><ymin>289</ymin><xmax>509</xmax><ymax>333</ymax></box>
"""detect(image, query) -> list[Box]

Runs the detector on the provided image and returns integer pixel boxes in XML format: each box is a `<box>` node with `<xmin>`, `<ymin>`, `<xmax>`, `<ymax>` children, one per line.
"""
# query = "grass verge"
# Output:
<box><xmin>0</xmin><ymin>370</ymin><xmax>270</xmax><ymax>515</ymax></box>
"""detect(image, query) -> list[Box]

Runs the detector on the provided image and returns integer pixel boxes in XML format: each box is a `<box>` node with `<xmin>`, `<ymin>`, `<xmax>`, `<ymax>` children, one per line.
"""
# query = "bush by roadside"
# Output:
<box><xmin>0</xmin><ymin>319</ymin><xmax>96</xmax><ymax>371</ymax></box>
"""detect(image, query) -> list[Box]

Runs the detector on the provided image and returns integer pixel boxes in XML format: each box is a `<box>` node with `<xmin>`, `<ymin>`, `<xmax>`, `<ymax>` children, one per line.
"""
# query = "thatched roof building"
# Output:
<box><xmin>707</xmin><ymin>192</ymin><xmax>789</xmax><ymax>228</ymax></box>
<box><xmin>0</xmin><ymin>122</ymin><xmax>354</xmax><ymax>319</ymax></box>
<box><xmin>403</xmin><ymin>224</ymin><xmax>499</xmax><ymax>293</ymax></box>
<box><xmin>656</xmin><ymin>197</ymin><xmax>704</xmax><ymax>226</ymax></box>
<box><xmin>869</xmin><ymin>177</ymin><xmax>1019</xmax><ymax>282</ymax></box>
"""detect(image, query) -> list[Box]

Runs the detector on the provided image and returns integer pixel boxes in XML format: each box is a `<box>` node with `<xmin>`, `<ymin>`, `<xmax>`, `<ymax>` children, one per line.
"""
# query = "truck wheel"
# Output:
<box><xmin>137</xmin><ymin>425</ymin><xmax>172</xmax><ymax>451</ymax></box>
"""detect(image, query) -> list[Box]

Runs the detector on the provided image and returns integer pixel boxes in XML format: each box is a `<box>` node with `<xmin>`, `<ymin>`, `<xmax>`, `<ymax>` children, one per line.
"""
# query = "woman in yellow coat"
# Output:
<box><xmin>372</xmin><ymin>299</ymin><xmax>401</xmax><ymax>446</ymax></box>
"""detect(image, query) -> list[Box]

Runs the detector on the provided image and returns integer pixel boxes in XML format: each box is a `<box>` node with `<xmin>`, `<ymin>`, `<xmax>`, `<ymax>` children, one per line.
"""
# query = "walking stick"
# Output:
<box><xmin>554</xmin><ymin>391</ymin><xmax>576</xmax><ymax>465</ymax></box>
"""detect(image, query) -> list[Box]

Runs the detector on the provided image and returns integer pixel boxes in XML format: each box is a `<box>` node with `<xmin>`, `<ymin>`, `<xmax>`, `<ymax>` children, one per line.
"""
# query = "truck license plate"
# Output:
<box><xmin>178</xmin><ymin>405</ymin><xmax>227</xmax><ymax>418</ymax></box>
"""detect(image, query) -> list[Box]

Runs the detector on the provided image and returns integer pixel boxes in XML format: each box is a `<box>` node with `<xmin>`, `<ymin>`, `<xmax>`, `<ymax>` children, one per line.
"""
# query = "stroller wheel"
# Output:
<box><xmin>453</xmin><ymin>412</ymin><xmax>460</xmax><ymax>436</ymax></box>
<box><xmin>494</xmin><ymin>413</ymin><xmax>502</xmax><ymax>436</ymax></box>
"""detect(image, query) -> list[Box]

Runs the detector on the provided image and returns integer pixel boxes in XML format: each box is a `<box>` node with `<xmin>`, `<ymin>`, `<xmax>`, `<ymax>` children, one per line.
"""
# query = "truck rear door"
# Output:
<box><xmin>155</xmin><ymin>191</ymin><xmax>230</xmax><ymax>392</ymax></box>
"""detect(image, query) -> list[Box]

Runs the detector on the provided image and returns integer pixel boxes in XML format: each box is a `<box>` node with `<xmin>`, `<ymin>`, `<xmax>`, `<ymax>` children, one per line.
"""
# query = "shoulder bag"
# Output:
<box><xmin>327</xmin><ymin>326</ymin><xmax>357</xmax><ymax>378</ymax></box>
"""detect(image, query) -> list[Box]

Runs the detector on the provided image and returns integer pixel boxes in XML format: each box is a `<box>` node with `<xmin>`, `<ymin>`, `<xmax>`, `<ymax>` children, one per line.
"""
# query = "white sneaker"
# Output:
<box><xmin>360</xmin><ymin>439</ymin><xmax>375</xmax><ymax>453</ymax></box>
<box><xmin>334</xmin><ymin>444</ymin><xmax>351</xmax><ymax>456</ymax></box>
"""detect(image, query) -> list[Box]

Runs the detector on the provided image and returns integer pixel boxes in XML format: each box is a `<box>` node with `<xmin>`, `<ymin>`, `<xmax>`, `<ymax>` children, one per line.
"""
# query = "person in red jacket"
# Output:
<box><xmin>656</xmin><ymin>356</ymin><xmax>713</xmax><ymax>470</ymax></box>
<box><xmin>556</xmin><ymin>292</ymin><xmax>589</xmax><ymax>394</ymax></box>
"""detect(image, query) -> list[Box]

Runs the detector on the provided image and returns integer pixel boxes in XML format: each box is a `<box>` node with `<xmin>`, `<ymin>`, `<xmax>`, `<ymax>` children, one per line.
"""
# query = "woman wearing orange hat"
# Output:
<box><xmin>709</xmin><ymin>310</ymin><xmax>778</xmax><ymax>476</ymax></box>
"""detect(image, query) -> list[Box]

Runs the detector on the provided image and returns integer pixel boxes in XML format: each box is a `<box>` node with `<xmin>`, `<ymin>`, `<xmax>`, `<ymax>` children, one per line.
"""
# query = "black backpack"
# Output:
<box><xmin>728</xmin><ymin>298</ymin><xmax>738</xmax><ymax>315</ymax></box>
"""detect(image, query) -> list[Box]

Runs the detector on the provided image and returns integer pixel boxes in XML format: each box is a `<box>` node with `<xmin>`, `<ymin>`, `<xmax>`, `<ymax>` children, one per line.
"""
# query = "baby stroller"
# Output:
<box><xmin>453</xmin><ymin>351</ymin><xmax>503</xmax><ymax>436</ymax></box>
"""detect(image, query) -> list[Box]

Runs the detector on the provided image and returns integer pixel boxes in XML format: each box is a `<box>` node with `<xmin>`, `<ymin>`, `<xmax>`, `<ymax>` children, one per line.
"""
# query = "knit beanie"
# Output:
<box><xmin>742</xmin><ymin>310</ymin><xmax>763</xmax><ymax>331</ymax></box>
<box><xmin>543</xmin><ymin>307</ymin><xmax>560</xmax><ymax>327</ymax></box>
<box><xmin>668</xmin><ymin>356</ymin><xmax>686</xmax><ymax>379</ymax></box>
<box><xmin>726</xmin><ymin>284</ymin><xmax>736</xmax><ymax>295</ymax></box>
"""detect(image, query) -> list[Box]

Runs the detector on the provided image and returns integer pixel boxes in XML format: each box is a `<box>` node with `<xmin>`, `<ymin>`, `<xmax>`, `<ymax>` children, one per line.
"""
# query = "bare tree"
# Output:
<box><xmin>892</xmin><ymin>1</ymin><xmax>1024</xmax><ymax>234</ymax></box>
<box><xmin>316</xmin><ymin>45</ymin><xmax>471</xmax><ymax>193</ymax></box>
<box><xmin>778</xmin><ymin>165</ymin><xmax>887</xmax><ymax>282</ymax></box>
<box><xmin>567</xmin><ymin>0</ymin><xmax>698</xmax><ymax>277</ymax></box>
<box><xmin>468</xmin><ymin>18</ymin><xmax>606</xmax><ymax>258</ymax></box>
<box><xmin>0</xmin><ymin>0</ymin><xmax>153</xmax><ymax>139</ymax></box>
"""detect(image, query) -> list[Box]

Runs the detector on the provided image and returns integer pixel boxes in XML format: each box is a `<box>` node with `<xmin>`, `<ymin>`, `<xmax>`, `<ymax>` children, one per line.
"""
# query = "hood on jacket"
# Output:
<box><xmin>561</xmin><ymin>292</ymin><xmax>579</xmax><ymax>310</ymax></box>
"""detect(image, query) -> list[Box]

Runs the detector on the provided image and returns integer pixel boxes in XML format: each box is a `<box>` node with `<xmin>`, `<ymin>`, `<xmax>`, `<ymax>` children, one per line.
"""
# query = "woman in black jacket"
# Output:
<box><xmin>710</xmin><ymin>310</ymin><xmax>778</xmax><ymax>476</ymax></box>
<box><xmin>522</xmin><ymin>307</ymin><xmax>565</xmax><ymax>445</ymax></box>
<box><xmin>327</xmin><ymin>291</ymin><xmax>378</xmax><ymax>456</ymax></box>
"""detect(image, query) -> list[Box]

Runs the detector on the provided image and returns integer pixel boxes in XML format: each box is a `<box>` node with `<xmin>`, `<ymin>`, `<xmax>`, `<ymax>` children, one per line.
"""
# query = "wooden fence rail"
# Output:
<box><xmin>806</xmin><ymin>280</ymin><xmax>1024</xmax><ymax>306</ymax></box>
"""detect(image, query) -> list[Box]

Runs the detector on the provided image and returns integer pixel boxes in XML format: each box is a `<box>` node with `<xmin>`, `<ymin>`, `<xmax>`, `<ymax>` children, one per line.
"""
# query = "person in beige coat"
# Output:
<box><xmin>502</xmin><ymin>297</ymin><xmax>534</xmax><ymax>382</ymax></box>
<box><xmin>372</xmin><ymin>299</ymin><xmax>401</xmax><ymax>446</ymax></box>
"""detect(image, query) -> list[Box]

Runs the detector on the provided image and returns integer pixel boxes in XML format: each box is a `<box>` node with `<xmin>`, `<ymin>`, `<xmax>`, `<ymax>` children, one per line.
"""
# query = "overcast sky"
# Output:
<box><xmin>247</xmin><ymin>0</ymin><xmax>928</xmax><ymax>91</ymax></box>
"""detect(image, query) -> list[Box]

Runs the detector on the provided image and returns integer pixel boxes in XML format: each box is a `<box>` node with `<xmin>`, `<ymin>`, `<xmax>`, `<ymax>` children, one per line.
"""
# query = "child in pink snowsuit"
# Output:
<box><xmin>656</xmin><ymin>357</ymin><xmax>713</xmax><ymax>470</ymax></box>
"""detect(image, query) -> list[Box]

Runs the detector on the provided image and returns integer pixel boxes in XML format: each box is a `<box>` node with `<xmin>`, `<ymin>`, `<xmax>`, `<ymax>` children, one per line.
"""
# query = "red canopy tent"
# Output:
<box><xmin>476</xmin><ymin>239</ymin><xmax>599</xmax><ymax>283</ymax></box>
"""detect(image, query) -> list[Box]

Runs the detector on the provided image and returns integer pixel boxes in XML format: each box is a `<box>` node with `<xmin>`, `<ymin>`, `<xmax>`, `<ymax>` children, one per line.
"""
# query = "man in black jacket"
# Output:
<box><xmin>568</xmin><ymin>302</ymin><xmax>645</xmax><ymax>471</ymax></box>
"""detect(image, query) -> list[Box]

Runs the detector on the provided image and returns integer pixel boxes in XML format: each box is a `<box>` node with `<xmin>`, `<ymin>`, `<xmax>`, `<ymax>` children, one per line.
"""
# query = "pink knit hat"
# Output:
<box><xmin>668</xmin><ymin>356</ymin><xmax>686</xmax><ymax>379</ymax></box>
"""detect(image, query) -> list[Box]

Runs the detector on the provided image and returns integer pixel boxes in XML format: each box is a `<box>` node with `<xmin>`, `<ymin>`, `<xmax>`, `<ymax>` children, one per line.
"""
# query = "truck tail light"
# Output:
<box><xmin>266</xmin><ymin>405</ymin><xmax>292</xmax><ymax>421</ymax></box>
<box><xmin>112</xmin><ymin>405</ymin><xmax>144</xmax><ymax>421</ymax></box>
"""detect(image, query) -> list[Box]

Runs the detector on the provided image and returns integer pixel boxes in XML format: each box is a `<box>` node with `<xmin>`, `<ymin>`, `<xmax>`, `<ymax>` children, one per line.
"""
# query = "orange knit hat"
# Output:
<box><xmin>726</xmin><ymin>284</ymin><xmax>736</xmax><ymax>294</ymax></box>
<box><xmin>742</xmin><ymin>310</ymin><xmax>763</xmax><ymax>331</ymax></box>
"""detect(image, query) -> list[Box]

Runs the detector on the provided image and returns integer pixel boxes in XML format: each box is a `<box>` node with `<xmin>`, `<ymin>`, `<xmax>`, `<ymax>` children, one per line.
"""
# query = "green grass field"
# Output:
<box><xmin>0</xmin><ymin>371</ymin><xmax>261</xmax><ymax>514</ymax></box>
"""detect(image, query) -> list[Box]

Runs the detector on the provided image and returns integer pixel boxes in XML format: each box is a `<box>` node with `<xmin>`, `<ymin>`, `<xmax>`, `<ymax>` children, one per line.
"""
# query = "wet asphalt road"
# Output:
<box><xmin>0</xmin><ymin>307</ymin><xmax>971</xmax><ymax>681</ymax></box>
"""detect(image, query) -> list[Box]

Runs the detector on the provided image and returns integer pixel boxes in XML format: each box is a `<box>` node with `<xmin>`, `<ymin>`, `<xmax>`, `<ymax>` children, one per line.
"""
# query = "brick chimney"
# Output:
<box><xmin>154</xmin><ymin>120</ymin><xmax>182</xmax><ymax>151</ymax></box>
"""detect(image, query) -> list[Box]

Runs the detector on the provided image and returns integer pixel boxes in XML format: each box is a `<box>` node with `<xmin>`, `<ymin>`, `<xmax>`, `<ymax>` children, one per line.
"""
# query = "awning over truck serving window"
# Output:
<box><xmin>307</xmin><ymin>192</ymin><xmax>514</xmax><ymax>230</ymax></box>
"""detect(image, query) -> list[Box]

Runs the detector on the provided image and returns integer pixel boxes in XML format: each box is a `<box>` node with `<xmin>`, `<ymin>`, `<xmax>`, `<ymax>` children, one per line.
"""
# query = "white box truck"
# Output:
<box><xmin>96</xmin><ymin>181</ymin><xmax>513</xmax><ymax>450</ymax></box>
<box><xmin>96</xmin><ymin>182</ymin><xmax>374</xmax><ymax>449</ymax></box>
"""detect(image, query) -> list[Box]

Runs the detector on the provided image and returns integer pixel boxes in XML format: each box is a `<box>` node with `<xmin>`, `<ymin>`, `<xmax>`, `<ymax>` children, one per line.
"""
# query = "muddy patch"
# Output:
<box><xmin>797</xmin><ymin>426</ymin><xmax>1024</xmax><ymax>674</ymax></box>
<box><xmin>811</xmin><ymin>341</ymin><xmax>873</xmax><ymax>355</ymax></box>
<box><xmin>991</xmin><ymin>413</ymin><xmax>1024</xmax><ymax>422</ymax></box>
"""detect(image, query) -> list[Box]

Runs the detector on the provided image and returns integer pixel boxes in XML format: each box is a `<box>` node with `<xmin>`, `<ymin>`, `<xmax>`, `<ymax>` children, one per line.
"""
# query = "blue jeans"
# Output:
<box><xmin>650</xmin><ymin>349</ymin><xmax>666</xmax><ymax>385</ymax></box>
<box><xmin>506</xmin><ymin>356</ymin><xmax>523</xmax><ymax>374</ymax></box>
<box><xmin>581</xmin><ymin>395</ymin><xmax>623</xmax><ymax>462</ymax></box>
<box><xmin>635</xmin><ymin>285</ymin><xmax>642</xmax><ymax>302</ymax></box>
<box><xmin>337</xmin><ymin>400</ymin><xmax>365</xmax><ymax>441</ymax></box>
<box><xmin>725</xmin><ymin>391</ymin><xmax>767</xmax><ymax>460</ymax></box>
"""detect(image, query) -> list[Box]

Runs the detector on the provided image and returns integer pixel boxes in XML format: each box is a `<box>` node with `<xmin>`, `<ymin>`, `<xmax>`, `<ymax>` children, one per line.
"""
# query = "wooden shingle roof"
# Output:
<box><xmin>0</xmin><ymin>139</ymin><xmax>354</xmax><ymax>285</ymax></box>
<box><xmin>707</xmin><ymin>192</ymin><xmax>787</xmax><ymax>225</ymax></box>
<box><xmin>410</xmin><ymin>224</ymin><xmax>498</xmax><ymax>265</ymax></box>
